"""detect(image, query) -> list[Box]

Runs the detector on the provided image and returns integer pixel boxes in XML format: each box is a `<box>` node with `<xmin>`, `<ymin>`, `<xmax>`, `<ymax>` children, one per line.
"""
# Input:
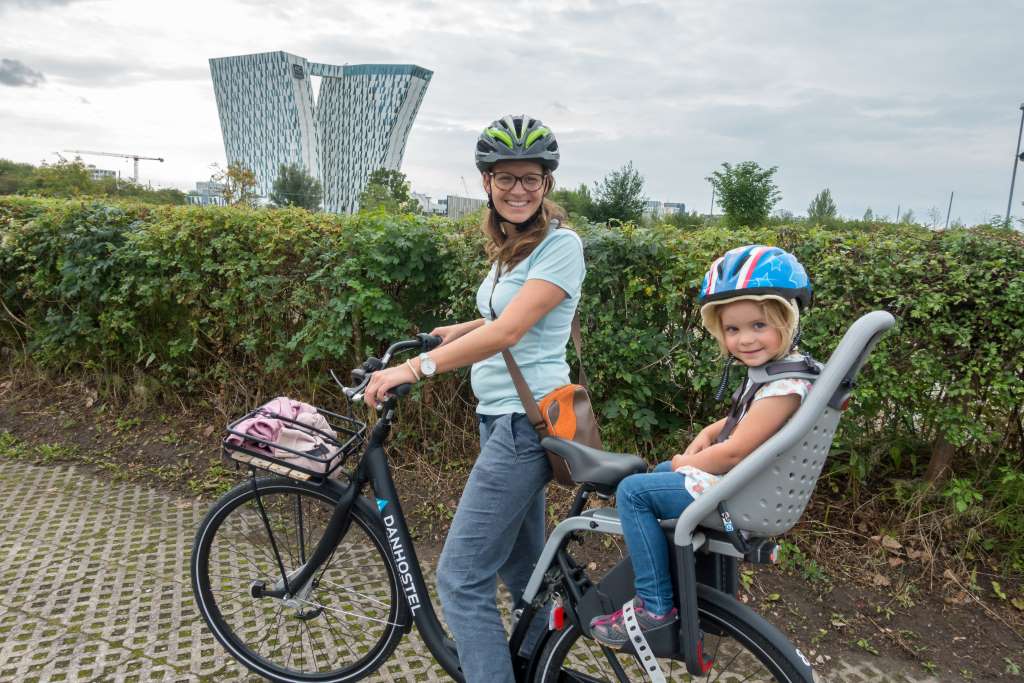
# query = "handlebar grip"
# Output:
<box><xmin>418</xmin><ymin>333</ymin><xmax>444</xmax><ymax>352</ymax></box>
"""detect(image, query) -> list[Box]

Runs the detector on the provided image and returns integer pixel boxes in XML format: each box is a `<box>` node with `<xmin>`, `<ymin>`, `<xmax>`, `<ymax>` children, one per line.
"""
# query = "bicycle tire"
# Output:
<box><xmin>534</xmin><ymin>584</ymin><xmax>813</xmax><ymax>683</ymax></box>
<box><xmin>191</xmin><ymin>477</ymin><xmax>409</xmax><ymax>682</ymax></box>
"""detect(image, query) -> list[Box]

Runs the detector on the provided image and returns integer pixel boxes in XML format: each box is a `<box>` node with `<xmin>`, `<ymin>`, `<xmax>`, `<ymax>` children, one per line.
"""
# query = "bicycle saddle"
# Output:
<box><xmin>541</xmin><ymin>437</ymin><xmax>646</xmax><ymax>493</ymax></box>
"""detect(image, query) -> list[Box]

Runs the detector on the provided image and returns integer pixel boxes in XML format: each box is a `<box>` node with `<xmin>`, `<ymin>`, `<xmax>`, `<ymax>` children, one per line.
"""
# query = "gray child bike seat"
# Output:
<box><xmin>671</xmin><ymin>309</ymin><xmax>896</xmax><ymax>547</ymax></box>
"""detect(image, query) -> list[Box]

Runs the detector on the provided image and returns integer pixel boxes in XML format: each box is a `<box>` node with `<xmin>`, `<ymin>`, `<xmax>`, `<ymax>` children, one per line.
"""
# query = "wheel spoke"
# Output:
<box><xmin>314</xmin><ymin>578</ymin><xmax>391</xmax><ymax>607</ymax></box>
<box><xmin>290</xmin><ymin>596</ymin><xmax>402</xmax><ymax>627</ymax></box>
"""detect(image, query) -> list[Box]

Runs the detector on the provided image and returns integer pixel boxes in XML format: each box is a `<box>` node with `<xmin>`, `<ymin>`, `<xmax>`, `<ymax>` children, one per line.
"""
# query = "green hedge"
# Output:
<box><xmin>2</xmin><ymin>197</ymin><xmax>1023</xmax><ymax>561</ymax></box>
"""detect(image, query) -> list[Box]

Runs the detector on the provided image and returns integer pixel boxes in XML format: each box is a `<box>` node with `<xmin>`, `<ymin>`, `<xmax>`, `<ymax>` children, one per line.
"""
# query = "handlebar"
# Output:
<box><xmin>336</xmin><ymin>333</ymin><xmax>444</xmax><ymax>403</ymax></box>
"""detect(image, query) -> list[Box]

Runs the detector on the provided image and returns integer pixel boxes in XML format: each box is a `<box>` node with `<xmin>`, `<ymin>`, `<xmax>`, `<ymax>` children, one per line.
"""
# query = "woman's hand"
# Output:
<box><xmin>429</xmin><ymin>319</ymin><xmax>482</xmax><ymax>347</ymax></box>
<box><xmin>363</xmin><ymin>363</ymin><xmax>418</xmax><ymax>408</ymax></box>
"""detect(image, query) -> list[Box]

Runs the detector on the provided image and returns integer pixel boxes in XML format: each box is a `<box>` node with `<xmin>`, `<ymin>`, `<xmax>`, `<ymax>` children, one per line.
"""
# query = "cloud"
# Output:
<box><xmin>8</xmin><ymin>54</ymin><xmax>207</xmax><ymax>87</ymax></box>
<box><xmin>0</xmin><ymin>58</ymin><xmax>45</xmax><ymax>87</ymax></box>
<box><xmin>0</xmin><ymin>0</ymin><xmax>84</xmax><ymax>11</ymax></box>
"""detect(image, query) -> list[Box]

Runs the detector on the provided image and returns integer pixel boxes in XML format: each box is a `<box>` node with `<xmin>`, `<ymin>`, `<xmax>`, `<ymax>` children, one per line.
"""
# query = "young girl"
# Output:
<box><xmin>590</xmin><ymin>244</ymin><xmax>813</xmax><ymax>648</ymax></box>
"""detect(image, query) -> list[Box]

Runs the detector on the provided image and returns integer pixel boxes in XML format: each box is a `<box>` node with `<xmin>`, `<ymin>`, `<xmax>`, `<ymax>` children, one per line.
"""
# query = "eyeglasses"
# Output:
<box><xmin>488</xmin><ymin>172</ymin><xmax>546</xmax><ymax>192</ymax></box>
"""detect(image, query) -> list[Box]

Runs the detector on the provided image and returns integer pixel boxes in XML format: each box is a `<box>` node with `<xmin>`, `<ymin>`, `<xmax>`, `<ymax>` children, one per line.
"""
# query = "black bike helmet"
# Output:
<box><xmin>475</xmin><ymin>115</ymin><xmax>559</xmax><ymax>172</ymax></box>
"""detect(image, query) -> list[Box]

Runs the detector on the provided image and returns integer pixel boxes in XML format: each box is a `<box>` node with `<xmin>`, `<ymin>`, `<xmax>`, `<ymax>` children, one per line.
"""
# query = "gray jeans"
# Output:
<box><xmin>436</xmin><ymin>412</ymin><xmax>552</xmax><ymax>683</ymax></box>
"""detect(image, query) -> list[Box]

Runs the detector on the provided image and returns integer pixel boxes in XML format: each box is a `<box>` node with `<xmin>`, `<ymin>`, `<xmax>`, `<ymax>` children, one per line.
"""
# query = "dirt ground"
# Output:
<box><xmin>0</xmin><ymin>372</ymin><xmax>1021</xmax><ymax>682</ymax></box>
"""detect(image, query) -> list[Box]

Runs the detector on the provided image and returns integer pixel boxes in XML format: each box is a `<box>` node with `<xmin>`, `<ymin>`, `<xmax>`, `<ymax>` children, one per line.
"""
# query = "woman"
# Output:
<box><xmin>363</xmin><ymin>114</ymin><xmax>585</xmax><ymax>682</ymax></box>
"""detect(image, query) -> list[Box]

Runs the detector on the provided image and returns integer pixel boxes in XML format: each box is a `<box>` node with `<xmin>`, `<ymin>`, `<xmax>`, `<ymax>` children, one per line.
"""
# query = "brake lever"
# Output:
<box><xmin>329</xmin><ymin>369</ymin><xmax>347</xmax><ymax>393</ymax></box>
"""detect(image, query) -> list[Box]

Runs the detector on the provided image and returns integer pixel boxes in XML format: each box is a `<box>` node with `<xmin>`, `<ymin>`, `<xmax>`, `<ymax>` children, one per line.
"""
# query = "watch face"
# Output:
<box><xmin>420</xmin><ymin>353</ymin><xmax>437</xmax><ymax>376</ymax></box>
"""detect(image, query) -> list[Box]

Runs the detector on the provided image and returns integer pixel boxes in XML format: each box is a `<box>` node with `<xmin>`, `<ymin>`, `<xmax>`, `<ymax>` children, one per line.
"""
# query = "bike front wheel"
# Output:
<box><xmin>191</xmin><ymin>477</ymin><xmax>408</xmax><ymax>683</ymax></box>
<box><xmin>534</xmin><ymin>584</ymin><xmax>813</xmax><ymax>683</ymax></box>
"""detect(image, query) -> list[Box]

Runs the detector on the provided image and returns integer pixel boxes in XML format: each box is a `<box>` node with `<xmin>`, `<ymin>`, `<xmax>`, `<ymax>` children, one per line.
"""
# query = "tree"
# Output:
<box><xmin>592</xmin><ymin>161</ymin><xmax>646</xmax><ymax>223</ymax></box>
<box><xmin>863</xmin><ymin>207</ymin><xmax>874</xmax><ymax>221</ymax></box>
<box><xmin>0</xmin><ymin>157</ymin><xmax>185</xmax><ymax>203</ymax></box>
<box><xmin>211</xmin><ymin>162</ymin><xmax>258</xmax><ymax>206</ymax></box>
<box><xmin>926</xmin><ymin>206</ymin><xmax>943</xmax><ymax>228</ymax></box>
<box><xmin>549</xmin><ymin>183</ymin><xmax>596</xmax><ymax>219</ymax></box>
<box><xmin>662</xmin><ymin>210</ymin><xmax>705</xmax><ymax>230</ymax></box>
<box><xmin>705</xmin><ymin>161</ymin><xmax>781</xmax><ymax>228</ymax></box>
<box><xmin>357</xmin><ymin>168</ymin><xmax>419</xmax><ymax>213</ymax></box>
<box><xmin>28</xmin><ymin>158</ymin><xmax>94</xmax><ymax>196</ymax></box>
<box><xmin>0</xmin><ymin>159</ymin><xmax>35</xmax><ymax>195</ymax></box>
<box><xmin>807</xmin><ymin>188</ymin><xmax>837</xmax><ymax>223</ymax></box>
<box><xmin>269</xmin><ymin>163</ymin><xmax>322</xmax><ymax>210</ymax></box>
<box><xmin>900</xmin><ymin>208</ymin><xmax>915</xmax><ymax>224</ymax></box>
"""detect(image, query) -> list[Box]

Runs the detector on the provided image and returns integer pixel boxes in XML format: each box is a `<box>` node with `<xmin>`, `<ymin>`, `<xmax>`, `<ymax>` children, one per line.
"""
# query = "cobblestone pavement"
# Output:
<box><xmin>0</xmin><ymin>460</ymin><xmax>948</xmax><ymax>682</ymax></box>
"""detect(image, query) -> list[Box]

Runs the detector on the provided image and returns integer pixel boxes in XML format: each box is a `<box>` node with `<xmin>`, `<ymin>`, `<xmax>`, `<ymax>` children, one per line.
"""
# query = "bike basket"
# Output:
<box><xmin>222</xmin><ymin>405</ymin><xmax>365</xmax><ymax>481</ymax></box>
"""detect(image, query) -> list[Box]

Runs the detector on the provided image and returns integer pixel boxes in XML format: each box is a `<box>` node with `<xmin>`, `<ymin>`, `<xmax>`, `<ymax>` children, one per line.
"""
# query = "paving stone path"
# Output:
<box><xmin>0</xmin><ymin>460</ymin><xmax>946</xmax><ymax>682</ymax></box>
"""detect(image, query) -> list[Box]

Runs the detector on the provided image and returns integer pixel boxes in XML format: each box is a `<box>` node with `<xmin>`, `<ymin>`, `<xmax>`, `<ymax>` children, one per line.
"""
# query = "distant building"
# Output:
<box><xmin>410</xmin><ymin>192</ymin><xmax>450</xmax><ymax>215</ymax></box>
<box><xmin>187</xmin><ymin>181</ymin><xmax>227</xmax><ymax>206</ymax></box>
<box><xmin>87</xmin><ymin>165</ymin><xmax>116</xmax><ymax>182</ymax></box>
<box><xmin>643</xmin><ymin>200</ymin><xmax>687</xmax><ymax>218</ymax></box>
<box><xmin>446</xmin><ymin>195</ymin><xmax>487</xmax><ymax>220</ymax></box>
<box><xmin>410</xmin><ymin>192</ymin><xmax>432</xmax><ymax>213</ymax></box>
<box><xmin>209</xmin><ymin>51</ymin><xmax>432</xmax><ymax>213</ymax></box>
<box><xmin>643</xmin><ymin>200</ymin><xmax>664</xmax><ymax>217</ymax></box>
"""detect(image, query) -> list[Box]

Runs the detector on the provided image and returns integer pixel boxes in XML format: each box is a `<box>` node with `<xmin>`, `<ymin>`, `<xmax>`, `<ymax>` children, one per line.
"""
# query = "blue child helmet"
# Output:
<box><xmin>698</xmin><ymin>245</ymin><xmax>812</xmax><ymax>335</ymax></box>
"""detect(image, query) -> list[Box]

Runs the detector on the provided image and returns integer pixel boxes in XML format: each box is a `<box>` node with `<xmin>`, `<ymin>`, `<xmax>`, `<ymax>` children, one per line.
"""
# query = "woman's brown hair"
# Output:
<box><xmin>481</xmin><ymin>174</ymin><xmax>567</xmax><ymax>272</ymax></box>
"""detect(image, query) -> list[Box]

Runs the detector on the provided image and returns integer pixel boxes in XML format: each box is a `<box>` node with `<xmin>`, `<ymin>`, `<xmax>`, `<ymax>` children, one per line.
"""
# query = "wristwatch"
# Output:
<box><xmin>418</xmin><ymin>353</ymin><xmax>437</xmax><ymax>378</ymax></box>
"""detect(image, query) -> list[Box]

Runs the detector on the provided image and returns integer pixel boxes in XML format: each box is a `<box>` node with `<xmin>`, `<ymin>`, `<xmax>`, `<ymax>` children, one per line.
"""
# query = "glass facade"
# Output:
<box><xmin>209</xmin><ymin>51</ymin><xmax>431</xmax><ymax>212</ymax></box>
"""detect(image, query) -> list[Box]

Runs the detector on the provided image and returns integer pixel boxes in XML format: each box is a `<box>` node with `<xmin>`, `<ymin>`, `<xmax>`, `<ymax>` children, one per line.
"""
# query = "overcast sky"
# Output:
<box><xmin>1</xmin><ymin>0</ymin><xmax>1022</xmax><ymax>224</ymax></box>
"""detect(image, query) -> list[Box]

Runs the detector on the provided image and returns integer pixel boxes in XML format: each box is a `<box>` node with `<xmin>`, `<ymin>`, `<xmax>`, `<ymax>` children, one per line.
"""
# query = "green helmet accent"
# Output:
<box><xmin>475</xmin><ymin>114</ymin><xmax>559</xmax><ymax>172</ymax></box>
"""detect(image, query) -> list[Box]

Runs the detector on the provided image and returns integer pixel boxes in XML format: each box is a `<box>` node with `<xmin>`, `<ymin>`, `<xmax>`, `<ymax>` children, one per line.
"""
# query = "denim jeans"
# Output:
<box><xmin>436</xmin><ymin>413</ymin><xmax>551</xmax><ymax>683</ymax></box>
<box><xmin>616</xmin><ymin>460</ymin><xmax>695</xmax><ymax>615</ymax></box>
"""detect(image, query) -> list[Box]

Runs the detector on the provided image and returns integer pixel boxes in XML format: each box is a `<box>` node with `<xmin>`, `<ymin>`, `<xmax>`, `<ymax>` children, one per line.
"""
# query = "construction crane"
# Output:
<box><xmin>64</xmin><ymin>150</ymin><xmax>165</xmax><ymax>183</ymax></box>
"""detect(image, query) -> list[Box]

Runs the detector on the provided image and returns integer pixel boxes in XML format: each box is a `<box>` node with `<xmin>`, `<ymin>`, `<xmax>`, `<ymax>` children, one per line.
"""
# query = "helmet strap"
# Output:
<box><xmin>791</xmin><ymin>325</ymin><xmax>802</xmax><ymax>351</ymax></box>
<box><xmin>714</xmin><ymin>355</ymin><xmax>736</xmax><ymax>402</ymax></box>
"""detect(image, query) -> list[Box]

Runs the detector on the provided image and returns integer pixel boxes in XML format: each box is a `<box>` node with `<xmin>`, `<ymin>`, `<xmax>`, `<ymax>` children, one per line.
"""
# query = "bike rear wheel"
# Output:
<box><xmin>191</xmin><ymin>477</ymin><xmax>407</xmax><ymax>683</ymax></box>
<box><xmin>534</xmin><ymin>585</ymin><xmax>813</xmax><ymax>682</ymax></box>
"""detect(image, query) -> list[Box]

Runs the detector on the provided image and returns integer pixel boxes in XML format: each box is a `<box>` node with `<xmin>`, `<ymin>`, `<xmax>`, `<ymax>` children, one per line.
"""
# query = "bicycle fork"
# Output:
<box><xmin>248</xmin><ymin>472</ymin><xmax>361</xmax><ymax>601</ymax></box>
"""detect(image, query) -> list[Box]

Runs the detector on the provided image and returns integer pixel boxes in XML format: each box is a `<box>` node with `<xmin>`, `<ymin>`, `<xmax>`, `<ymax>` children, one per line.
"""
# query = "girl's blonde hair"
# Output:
<box><xmin>704</xmin><ymin>297</ymin><xmax>798</xmax><ymax>361</ymax></box>
<box><xmin>480</xmin><ymin>173</ymin><xmax>566</xmax><ymax>272</ymax></box>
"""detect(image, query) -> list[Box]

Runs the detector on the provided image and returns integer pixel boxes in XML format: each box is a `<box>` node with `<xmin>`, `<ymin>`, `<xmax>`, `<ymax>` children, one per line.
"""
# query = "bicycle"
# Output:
<box><xmin>191</xmin><ymin>310</ymin><xmax>894</xmax><ymax>682</ymax></box>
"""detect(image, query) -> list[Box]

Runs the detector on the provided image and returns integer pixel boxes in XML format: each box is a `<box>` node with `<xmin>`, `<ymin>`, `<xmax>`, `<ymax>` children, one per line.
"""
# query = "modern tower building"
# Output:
<box><xmin>209</xmin><ymin>51</ymin><xmax>432</xmax><ymax>213</ymax></box>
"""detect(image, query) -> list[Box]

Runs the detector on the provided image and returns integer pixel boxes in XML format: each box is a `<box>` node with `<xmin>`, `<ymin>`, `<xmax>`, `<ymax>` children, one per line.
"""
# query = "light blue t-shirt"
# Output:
<box><xmin>472</xmin><ymin>228</ymin><xmax>586</xmax><ymax>415</ymax></box>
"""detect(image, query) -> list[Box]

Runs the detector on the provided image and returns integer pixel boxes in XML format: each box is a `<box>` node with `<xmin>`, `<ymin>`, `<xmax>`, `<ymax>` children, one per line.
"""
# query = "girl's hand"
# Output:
<box><xmin>363</xmin><ymin>364</ymin><xmax>417</xmax><ymax>408</ymax></box>
<box><xmin>683</xmin><ymin>431</ymin><xmax>713</xmax><ymax>457</ymax></box>
<box><xmin>670</xmin><ymin>453</ymin><xmax>689</xmax><ymax>470</ymax></box>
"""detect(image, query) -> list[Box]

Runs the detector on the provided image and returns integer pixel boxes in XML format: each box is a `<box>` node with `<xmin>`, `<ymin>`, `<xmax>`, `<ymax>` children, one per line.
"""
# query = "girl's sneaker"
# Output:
<box><xmin>588</xmin><ymin>597</ymin><xmax>678</xmax><ymax>648</ymax></box>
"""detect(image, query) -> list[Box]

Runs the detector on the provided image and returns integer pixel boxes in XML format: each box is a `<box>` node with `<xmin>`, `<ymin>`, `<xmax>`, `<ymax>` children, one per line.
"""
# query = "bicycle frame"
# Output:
<box><xmin>247</xmin><ymin>387</ymin><xmax>617</xmax><ymax>683</ymax></box>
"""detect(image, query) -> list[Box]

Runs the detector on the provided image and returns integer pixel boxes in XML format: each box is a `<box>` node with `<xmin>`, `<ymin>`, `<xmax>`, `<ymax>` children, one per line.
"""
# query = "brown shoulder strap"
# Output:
<box><xmin>501</xmin><ymin>349</ymin><xmax>548</xmax><ymax>435</ymax></box>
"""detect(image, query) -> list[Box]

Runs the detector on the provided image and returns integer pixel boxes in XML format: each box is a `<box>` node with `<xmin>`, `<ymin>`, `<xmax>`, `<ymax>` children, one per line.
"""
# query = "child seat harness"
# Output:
<box><xmin>713</xmin><ymin>354</ymin><xmax>823</xmax><ymax>444</ymax></box>
<box><xmin>713</xmin><ymin>354</ymin><xmax>823</xmax><ymax>555</ymax></box>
